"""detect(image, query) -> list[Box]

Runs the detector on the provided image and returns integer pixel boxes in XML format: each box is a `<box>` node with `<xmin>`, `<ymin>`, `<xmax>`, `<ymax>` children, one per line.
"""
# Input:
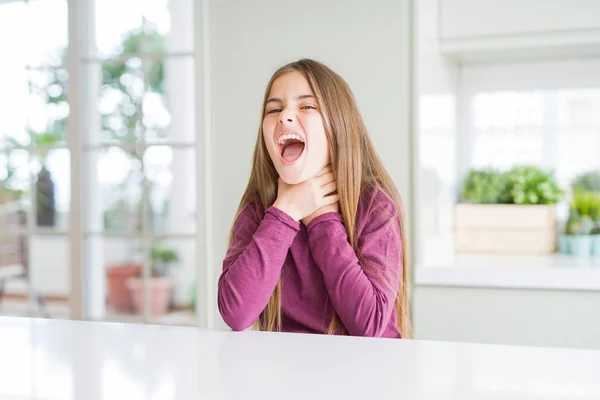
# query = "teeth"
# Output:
<box><xmin>278</xmin><ymin>134</ymin><xmax>304</xmax><ymax>145</ymax></box>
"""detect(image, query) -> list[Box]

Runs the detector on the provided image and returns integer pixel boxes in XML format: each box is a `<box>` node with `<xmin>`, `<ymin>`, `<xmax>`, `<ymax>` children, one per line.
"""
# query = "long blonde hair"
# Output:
<box><xmin>229</xmin><ymin>59</ymin><xmax>412</xmax><ymax>338</ymax></box>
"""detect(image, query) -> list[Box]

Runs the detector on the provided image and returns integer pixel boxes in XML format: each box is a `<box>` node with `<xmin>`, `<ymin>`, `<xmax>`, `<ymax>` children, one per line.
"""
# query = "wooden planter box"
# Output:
<box><xmin>454</xmin><ymin>204</ymin><xmax>557</xmax><ymax>254</ymax></box>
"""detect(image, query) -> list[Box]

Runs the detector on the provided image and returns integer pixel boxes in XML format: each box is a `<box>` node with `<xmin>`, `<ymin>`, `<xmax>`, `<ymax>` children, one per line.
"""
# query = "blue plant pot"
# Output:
<box><xmin>558</xmin><ymin>235</ymin><xmax>570</xmax><ymax>254</ymax></box>
<box><xmin>591</xmin><ymin>235</ymin><xmax>600</xmax><ymax>256</ymax></box>
<box><xmin>569</xmin><ymin>236</ymin><xmax>593</xmax><ymax>257</ymax></box>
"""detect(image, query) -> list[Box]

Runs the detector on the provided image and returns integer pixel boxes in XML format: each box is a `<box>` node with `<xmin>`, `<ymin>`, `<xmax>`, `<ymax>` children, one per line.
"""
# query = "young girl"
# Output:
<box><xmin>217</xmin><ymin>59</ymin><xmax>411</xmax><ymax>338</ymax></box>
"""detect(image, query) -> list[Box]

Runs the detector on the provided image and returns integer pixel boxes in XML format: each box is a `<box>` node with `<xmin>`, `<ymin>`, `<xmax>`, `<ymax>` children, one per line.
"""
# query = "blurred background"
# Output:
<box><xmin>0</xmin><ymin>0</ymin><xmax>599</xmax><ymax>350</ymax></box>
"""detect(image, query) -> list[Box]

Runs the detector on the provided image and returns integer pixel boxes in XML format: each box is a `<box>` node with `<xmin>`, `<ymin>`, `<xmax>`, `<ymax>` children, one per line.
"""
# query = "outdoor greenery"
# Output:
<box><xmin>459</xmin><ymin>165</ymin><xmax>563</xmax><ymax>205</ymax></box>
<box><xmin>571</xmin><ymin>171</ymin><xmax>600</xmax><ymax>193</ymax></box>
<box><xmin>566</xmin><ymin>190</ymin><xmax>600</xmax><ymax>235</ymax></box>
<box><xmin>1</xmin><ymin>26</ymin><xmax>167</xmax><ymax>231</ymax></box>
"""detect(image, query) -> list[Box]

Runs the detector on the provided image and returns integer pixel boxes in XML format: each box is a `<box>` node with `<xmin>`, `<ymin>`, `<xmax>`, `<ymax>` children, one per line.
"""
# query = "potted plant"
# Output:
<box><xmin>590</xmin><ymin>222</ymin><xmax>600</xmax><ymax>256</ymax></box>
<box><xmin>126</xmin><ymin>243</ymin><xmax>180</xmax><ymax>317</ymax></box>
<box><xmin>572</xmin><ymin>170</ymin><xmax>600</xmax><ymax>193</ymax></box>
<box><xmin>561</xmin><ymin>191</ymin><xmax>600</xmax><ymax>257</ymax></box>
<box><xmin>106</xmin><ymin>262</ymin><xmax>143</xmax><ymax>313</ymax></box>
<box><xmin>563</xmin><ymin>212</ymin><xmax>594</xmax><ymax>256</ymax></box>
<box><xmin>455</xmin><ymin>165</ymin><xmax>563</xmax><ymax>254</ymax></box>
<box><xmin>589</xmin><ymin>193</ymin><xmax>600</xmax><ymax>256</ymax></box>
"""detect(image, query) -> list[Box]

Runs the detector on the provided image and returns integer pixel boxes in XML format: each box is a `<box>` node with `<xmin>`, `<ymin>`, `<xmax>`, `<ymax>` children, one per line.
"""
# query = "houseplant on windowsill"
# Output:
<box><xmin>588</xmin><ymin>192</ymin><xmax>600</xmax><ymax>256</ymax></box>
<box><xmin>126</xmin><ymin>243</ymin><xmax>180</xmax><ymax>317</ymax></box>
<box><xmin>592</xmin><ymin>223</ymin><xmax>600</xmax><ymax>256</ymax></box>
<box><xmin>455</xmin><ymin>165</ymin><xmax>563</xmax><ymax>254</ymax></box>
<box><xmin>563</xmin><ymin>213</ymin><xmax>594</xmax><ymax>256</ymax></box>
<box><xmin>560</xmin><ymin>191</ymin><xmax>600</xmax><ymax>257</ymax></box>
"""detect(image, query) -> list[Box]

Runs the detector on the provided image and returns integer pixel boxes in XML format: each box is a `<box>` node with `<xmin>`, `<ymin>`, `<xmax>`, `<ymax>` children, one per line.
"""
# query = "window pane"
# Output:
<box><xmin>94</xmin><ymin>0</ymin><xmax>144</xmax><ymax>59</ymax></box>
<box><xmin>99</xmin><ymin>237</ymin><xmax>196</xmax><ymax>324</ymax></box>
<box><xmin>0</xmin><ymin>2</ymin><xmax>29</xmax><ymax>147</ymax></box>
<box><xmin>90</xmin><ymin>59</ymin><xmax>145</xmax><ymax>146</ymax></box>
<box><xmin>26</xmin><ymin>0</ymin><xmax>68</xmax><ymax>68</ymax></box>
<box><xmin>144</xmin><ymin>57</ymin><xmax>195</xmax><ymax>144</ymax></box>
<box><xmin>0</xmin><ymin>149</ymin><xmax>31</xmax><ymax>209</ymax></box>
<box><xmin>150</xmin><ymin>238</ymin><xmax>196</xmax><ymax>326</ymax></box>
<box><xmin>0</xmin><ymin>2</ymin><xmax>27</xmax><ymax>69</ymax></box>
<box><xmin>417</xmin><ymin>94</ymin><xmax>458</xmax><ymax>263</ymax></box>
<box><xmin>0</xmin><ymin>148</ymin><xmax>31</xmax><ymax>318</ymax></box>
<box><xmin>102</xmin><ymin>237</ymin><xmax>145</xmax><ymax>320</ymax></box>
<box><xmin>85</xmin><ymin>147</ymin><xmax>144</xmax><ymax>234</ymax></box>
<box><xmin>470</xmin><ymin>89</ymin><xmax>600</xmax><ymax>183</ymax></box>
<box><xmin>144</xmin><ymin>147</ymin><xmax>196</xmax><ymax>234</ymax></box>
<box><xmin>0</xmin><ymin>234</ymin><xmax>69</xmax><ymax>320</ymax></box>
<box><xmin>94</xmin><ymin>0</ymin><xmax>193</xmax><ymax>58</ymax></box>
<box><xmin>143</xmin><ymin>0</ymin><xmax>194</xmax><ymax>54</ymax></box>
<box><xmin>557</xmin><ymin>88</ymin><xmax>600</xmax><ymax>126</ymax></box>
<box><xmin>31</xmin><ymin>148</ymin><xmax>70</xmax><ymax>232</ymax></box>
<box><xmin>27</xmin><ymin>68</ymin><xmax>69</xmax><ymax>147</ymax></box>
<box><xmin>472</xmin><ymin>91</ymin><xmax>544</xmax><ymax>129</ymax></box>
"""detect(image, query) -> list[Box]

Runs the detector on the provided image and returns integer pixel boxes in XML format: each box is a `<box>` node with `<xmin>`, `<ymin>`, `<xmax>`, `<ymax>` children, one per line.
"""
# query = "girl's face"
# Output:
<box><xmin>262</xmin><ymin>71</ymin><xmax>330</xmax><ymax>185</ymax></box>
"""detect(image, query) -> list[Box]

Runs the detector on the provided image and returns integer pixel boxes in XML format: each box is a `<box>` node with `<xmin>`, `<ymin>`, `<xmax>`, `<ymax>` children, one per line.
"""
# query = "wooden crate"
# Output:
<box><xmin>454</xmin><ymin>204</ymin><xmax>557</xmax><ymax>254</ymax></box>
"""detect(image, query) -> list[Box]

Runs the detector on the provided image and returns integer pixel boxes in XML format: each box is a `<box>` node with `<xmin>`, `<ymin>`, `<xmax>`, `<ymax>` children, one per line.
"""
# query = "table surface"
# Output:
<box><xmin>1</xmin><ymin>317</ymin><xmax>600</xmax><ymax>400</ymax></box>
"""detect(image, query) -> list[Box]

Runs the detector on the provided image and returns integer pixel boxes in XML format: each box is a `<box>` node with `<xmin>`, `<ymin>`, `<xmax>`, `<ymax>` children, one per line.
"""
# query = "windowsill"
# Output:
<box><xmin>415</xmin><ymin>236</ymin><xmax>600</xmax><ymax>291</ymax></box>
<box><xmin>416</xmin><ymin>253</ymin><xmax>600</xmax><ymax>291</ymax></box>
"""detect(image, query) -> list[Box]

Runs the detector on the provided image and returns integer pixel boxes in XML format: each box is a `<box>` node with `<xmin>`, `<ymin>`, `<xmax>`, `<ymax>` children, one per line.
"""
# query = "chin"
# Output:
<box><xmin>277</xmin><ymin>169</ymin><xmax>310</xmax><ymax>185</ymax></box>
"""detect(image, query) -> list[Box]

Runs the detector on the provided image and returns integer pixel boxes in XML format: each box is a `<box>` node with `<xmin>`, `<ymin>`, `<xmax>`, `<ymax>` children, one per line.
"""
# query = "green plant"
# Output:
<box><xmin>460</xmin><ymin>168</ymin><xmax>507</xmax><ymax>204</ymax></box>
<box><xmin>572</xmin><ymin>171</ymin><xmax>600</xmax><ymax>192</ymax></box>
<box><xmin>150</xmin><ymin>244</ymin><xmax>180</xmax><ymax>277</ymax></box>
<box><xmin>590</xmin><ymin>193</ymin><xmax>600</xmax><ymax>222</ymax></box>
<box><xmin>0</xmin><ymin>148</ymin><xmax>26</xmax><ymax>203</ymax></box>
<box><xmin>565</xmin><ymin>211</ymin><xmax>594</xmax><ymax>235</ymax></box>
<box><xmin>591</xmin><ymin>223</ymin><xmax>600</xmax><ymax>235</ymax></box>
<box><xmin>151</xmin><ymin>244</ymin><xmax>180</xmax><ymax>264</ymax></box>
<box><xmin>500</xmin><ymin>165</ymin><xmax>563</xmax><ymax>205</ymax></box>
<box><xmin>572</xmin><ymin>190</ymin><xmax>600</xmax><ymax>220</ymax></box>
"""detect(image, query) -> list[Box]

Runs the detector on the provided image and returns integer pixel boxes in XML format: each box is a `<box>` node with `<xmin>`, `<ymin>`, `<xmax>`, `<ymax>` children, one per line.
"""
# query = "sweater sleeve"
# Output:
<box><xmin>306</xmin><ymin>192</ymin><xmax>402</xmax><ymax>337</ymax></box>
<box><xmin>218</xmin><ymin>203</ymin><xmax>300</xmax><ymax>331</ymax></box>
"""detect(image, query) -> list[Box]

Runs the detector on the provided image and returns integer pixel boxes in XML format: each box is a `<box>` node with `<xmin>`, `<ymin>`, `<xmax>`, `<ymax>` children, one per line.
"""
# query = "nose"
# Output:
<box><xmin>279</xmin><ymin>108</ymin><xmax>294</xmax><ymax>124</ymax></box>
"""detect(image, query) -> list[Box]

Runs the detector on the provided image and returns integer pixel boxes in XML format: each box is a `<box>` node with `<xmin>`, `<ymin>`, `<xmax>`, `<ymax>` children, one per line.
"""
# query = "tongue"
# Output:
<box><xmin>282</xmin><ymin>143</ymin><xmax>304</xmax><ymax>162</ymax></box>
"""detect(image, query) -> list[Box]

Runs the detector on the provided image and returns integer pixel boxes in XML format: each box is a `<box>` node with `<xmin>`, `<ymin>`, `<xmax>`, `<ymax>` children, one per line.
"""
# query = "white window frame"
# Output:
<box><xmin>66</xmin><ymin>0</ymin><xmax>214</xmax><ymax>327</ymax></box>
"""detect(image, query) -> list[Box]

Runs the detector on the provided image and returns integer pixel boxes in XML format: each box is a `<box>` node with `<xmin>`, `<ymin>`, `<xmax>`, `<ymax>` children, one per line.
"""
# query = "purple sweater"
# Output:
<box><xmin>218</xmin><ymin>187</ymin><xmax>403</xmax><ymax>338</ymax></box>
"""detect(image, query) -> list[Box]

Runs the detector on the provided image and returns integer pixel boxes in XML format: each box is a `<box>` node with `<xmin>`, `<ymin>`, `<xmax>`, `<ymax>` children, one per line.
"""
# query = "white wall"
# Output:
<box><xmin>440</xmin><ymin>0</ymin><xmax>600</xmax><ymax>39</ymax></box>
<box><xmin>414</xmin><ymin>286</ymin><xmax>600</xmax><ymax>350</ymax></box>
<box><xmin>414</xmin><ymin>0</ymin><xmax>459</xmax><ymax>263</ymax></box>
<box><xmin>208</xmin><ymin>0</ymin><xmax>413</xmax><ymax>328</ymax></box>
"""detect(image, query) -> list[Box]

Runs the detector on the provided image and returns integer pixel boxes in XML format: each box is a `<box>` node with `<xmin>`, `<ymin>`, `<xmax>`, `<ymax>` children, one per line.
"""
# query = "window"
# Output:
<box><xmin>416</xmin><ymin>59</ymin><xmax>600</xmax><ymax>266</ymax></box>
<box><xmin>0</xmin><ymin>0</ymin><xmax>70</xmax><ymax>317</ymax></box>
<box><xmin>0</xmin><ymin>0</ymin><xmax>200</xmax><ymax>326</ymax></box>
<box><xmin>470</xmin><ymin>88</ymin><xmax>600</xmax><ymax>189</ymax></box>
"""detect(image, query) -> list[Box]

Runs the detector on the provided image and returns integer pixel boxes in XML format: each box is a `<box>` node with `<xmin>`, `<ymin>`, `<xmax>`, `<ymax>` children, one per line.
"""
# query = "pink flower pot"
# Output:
<box><xmin>126</xmin><ymin>277</ymin><xmax>174</xmax><ymax>317</ymax></box>
<box><xmin>106</xmin><ymin>264</ymin><xmax>142</xmax><ymax>313</ymax></box>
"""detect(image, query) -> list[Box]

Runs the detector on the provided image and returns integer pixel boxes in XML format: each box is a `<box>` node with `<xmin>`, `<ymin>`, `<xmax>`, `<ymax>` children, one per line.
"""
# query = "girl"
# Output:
<box><xmin>217</xmin><ymin>59</ymin><xmax>411</xmax><ymax>338</ymax></box>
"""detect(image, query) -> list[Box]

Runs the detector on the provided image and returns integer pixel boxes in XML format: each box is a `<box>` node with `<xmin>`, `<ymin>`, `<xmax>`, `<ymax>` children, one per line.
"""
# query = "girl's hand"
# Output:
<box><xmin>301</xmin><ymin>197</ymin><xmax>339</xmax><ymax>226</ymax></box>
<box><xmin>273</xmin><ymin>166</ymin><xmax>339</xmax><ymax>222</ymax></box>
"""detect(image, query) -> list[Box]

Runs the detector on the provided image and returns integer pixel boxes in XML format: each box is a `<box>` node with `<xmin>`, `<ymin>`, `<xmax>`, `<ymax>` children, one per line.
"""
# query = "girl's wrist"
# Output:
<box><xmin>272</xmin><ymin>200</ymin><xmax>299</xmax><ymax>221</ymax></box>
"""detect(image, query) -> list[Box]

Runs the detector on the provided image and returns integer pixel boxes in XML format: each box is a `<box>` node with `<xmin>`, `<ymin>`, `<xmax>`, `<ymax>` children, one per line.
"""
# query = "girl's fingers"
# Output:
<box><xmin>317</xmin><ymin>172</ymin><xmax>335</xmax><ymax>186</ymax></box>
<box><xmin>321</xmin><ymin>182</ymin><xmax>337</xmax><ymax>195</ymax></box>
<box><xmin>316</xmin><ymin>165</ymin><xmax>332</xmax><ymax>177</ymax></box>
<box><xmin>323</xmin><ymin>194</ymin><xmax>339</xmax><ymax>205</ymax></box>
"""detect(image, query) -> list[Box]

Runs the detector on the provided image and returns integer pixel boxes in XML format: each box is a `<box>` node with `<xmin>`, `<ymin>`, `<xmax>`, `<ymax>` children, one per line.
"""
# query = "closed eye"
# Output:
<box><xmin>301</xmin><ymin>105</ymin><xmax>317</xmax><ymax>110</ymax></box>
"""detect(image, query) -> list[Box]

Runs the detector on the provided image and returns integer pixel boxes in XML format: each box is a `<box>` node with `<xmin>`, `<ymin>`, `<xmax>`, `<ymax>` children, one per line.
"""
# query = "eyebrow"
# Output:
<box><xmin>265</xmin><ymin>94</ymin><xmax>315</xmax><ymax>104</ymax></box>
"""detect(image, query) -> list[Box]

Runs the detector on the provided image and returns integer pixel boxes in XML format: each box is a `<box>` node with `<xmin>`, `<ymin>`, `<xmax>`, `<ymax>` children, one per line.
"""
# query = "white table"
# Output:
<box><xmin>1</xmin><ymin>317</ymin><xmax>600</xmax><ymax>400</ymax></box>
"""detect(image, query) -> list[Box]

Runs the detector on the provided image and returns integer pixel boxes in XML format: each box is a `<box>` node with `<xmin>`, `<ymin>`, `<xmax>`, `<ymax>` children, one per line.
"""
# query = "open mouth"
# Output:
<box><xmin>277</xmin><ymin>133</ymin><xmax>306</xmax><ymax>165</ymax></box>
